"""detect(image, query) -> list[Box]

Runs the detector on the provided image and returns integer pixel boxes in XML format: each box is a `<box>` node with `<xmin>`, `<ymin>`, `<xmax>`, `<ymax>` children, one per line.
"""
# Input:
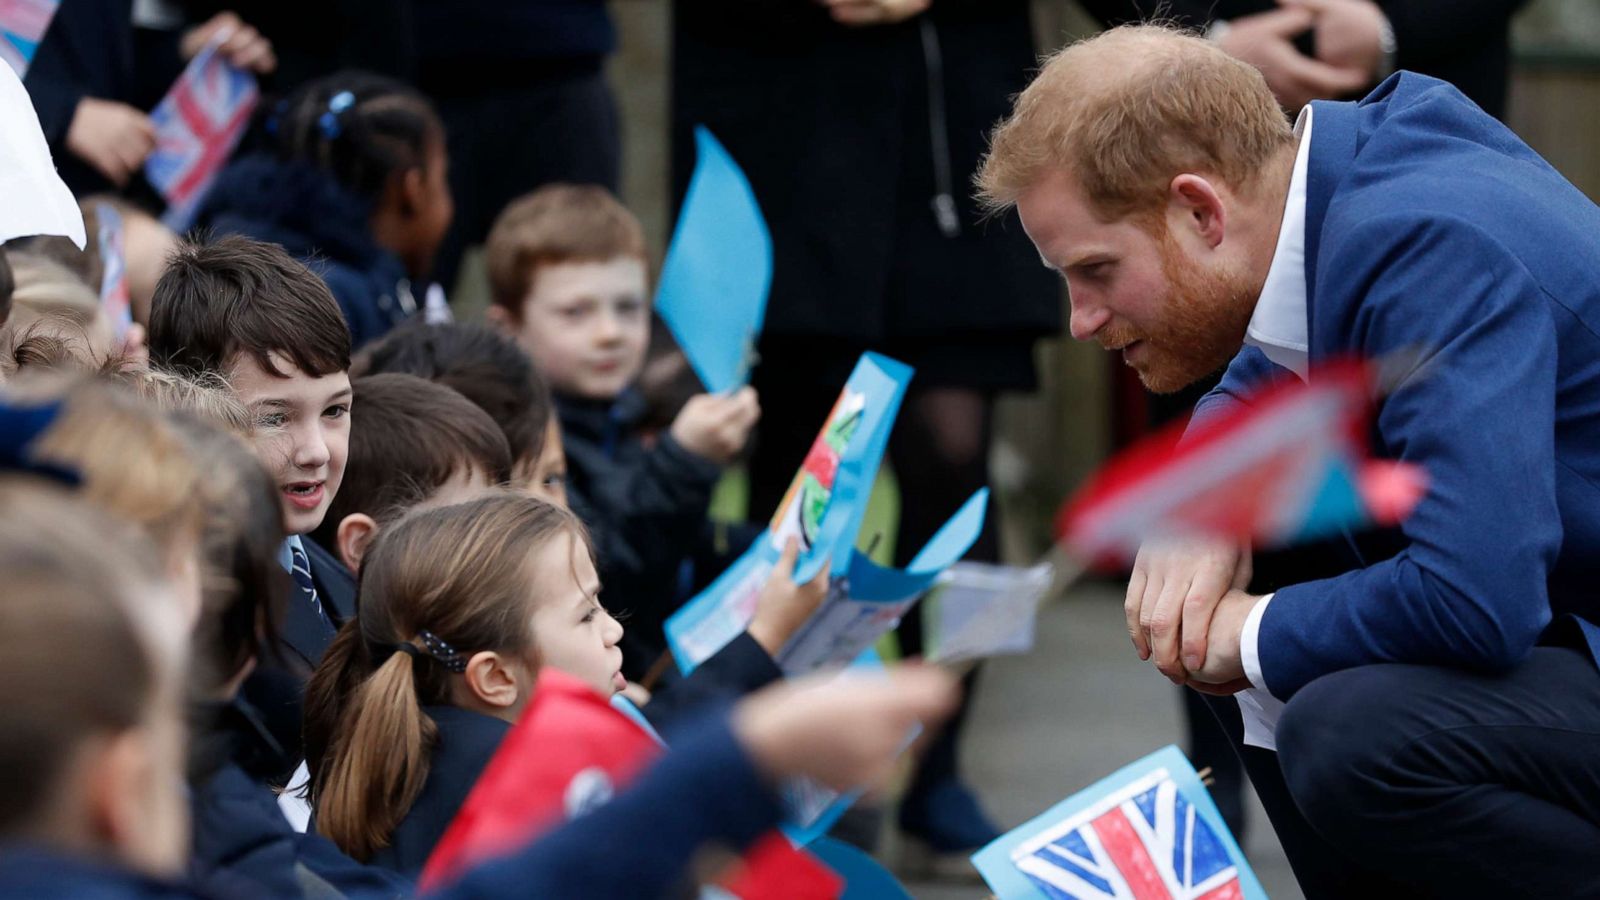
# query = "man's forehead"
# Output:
<box><xmin>1019</xmin><ymin>177</ymin><xmax>1142</xmax><ymax>268</ymax></box>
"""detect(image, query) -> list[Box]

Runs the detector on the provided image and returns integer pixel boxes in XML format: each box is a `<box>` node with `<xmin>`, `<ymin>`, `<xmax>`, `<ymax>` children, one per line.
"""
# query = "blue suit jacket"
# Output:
<box><xmin>1196</xmin><ymin>73</ymin><xmax>1600</xmax><ymax>698</ymax></box>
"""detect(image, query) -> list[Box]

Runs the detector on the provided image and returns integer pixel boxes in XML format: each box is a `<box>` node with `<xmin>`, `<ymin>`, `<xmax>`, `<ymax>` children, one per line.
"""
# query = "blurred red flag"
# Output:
<box><xmin>418</xmin><ymin>669</ymin><xmax>840</xmax><ymax>899</ymax></box>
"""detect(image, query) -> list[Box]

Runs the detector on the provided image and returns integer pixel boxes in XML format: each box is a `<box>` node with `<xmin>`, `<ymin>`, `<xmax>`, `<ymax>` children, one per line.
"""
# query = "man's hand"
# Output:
<box><xmin>1216</xmin><ymin>6</ymin><xmax>1370</xmax><ymax>111</ymax></box>
<box><xmin>747</xmin><ymin>537</ymin><xmax>830</xmax><ymax>656</ymax></box>
<box><xmin>1126</xmin><ymin>536</ymin><xmax>1252</xmax><ymax>683</ymax></box>
<box><xmin>1281</xmin><ymin>0</ymin><xmax>1389</xmax><ymax>81</ymax></box>
<box><xmin>181</xmin><ymin>11</ymin><xmax>277</xmax><ymax>74</ymax></box>
<box><xmin>1183</xmin><ymin>588</ymin><xmax>1258</xmax><ymax>691</ymax></box>
<box><xmin>66</xmin><ymin>98</ymin><xmax>156</xmax><ymax>187</ymax></box>
<box><xmin>817</xmin><ymin>0</ymin><xmax>929</xmax><ymax>27</ymax></box>
<box><xmin>669</xmin><ymin>386</ymin><xmax>761</xmax><ymax>465</ymax></box>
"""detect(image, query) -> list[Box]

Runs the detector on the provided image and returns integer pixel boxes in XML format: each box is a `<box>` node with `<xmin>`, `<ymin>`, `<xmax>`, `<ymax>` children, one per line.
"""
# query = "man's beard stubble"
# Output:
<box><xmin>1114</xmin><ymin>232</ymin><xmax>1256</xmax><ymax>395</ymax></box>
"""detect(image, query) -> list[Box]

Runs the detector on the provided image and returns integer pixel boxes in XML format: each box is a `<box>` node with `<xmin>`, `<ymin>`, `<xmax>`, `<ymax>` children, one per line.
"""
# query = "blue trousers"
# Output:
<box><xmin>1207</xmin><ymin>643</ymin><xmax>1600</xmax><ymax>898</ymax></box>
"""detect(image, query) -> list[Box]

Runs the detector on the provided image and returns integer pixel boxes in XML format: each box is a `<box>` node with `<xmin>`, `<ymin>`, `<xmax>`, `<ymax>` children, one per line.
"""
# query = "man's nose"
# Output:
<box><xmin>1068</xmin><ymin>299</ymin><xmax>1111</xmax><ymax>342</ymax></box>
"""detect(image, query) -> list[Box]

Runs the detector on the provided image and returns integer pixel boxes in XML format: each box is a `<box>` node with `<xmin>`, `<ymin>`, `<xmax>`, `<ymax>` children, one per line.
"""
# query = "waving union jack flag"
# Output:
<box><xmin>1011</xmin><ymin>769</ymin><xmax>1243</xmax><ymax>900</ymax></box>
<box><xmin>0</xmin><ymin>0</ymin><xmax>58</xmax><ymax>78</ymax></box>
<box><xmin>146</xmin><ymin>43</ymin><xmax>257</xmax><ymax>230</ymax></box>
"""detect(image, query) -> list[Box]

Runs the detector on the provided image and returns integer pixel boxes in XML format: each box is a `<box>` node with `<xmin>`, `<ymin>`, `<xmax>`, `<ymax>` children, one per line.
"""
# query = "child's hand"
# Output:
<box><xmin>734</xmin><ymin>665</ymin><xmax>958</xmax><ymax>792</ymax></box>
<box><xmin>669</xmin><ymin>386</ymin><xmax>760</xmax><ymax>464</ymax></box>
<box><xmin>747</xmin><ymin>538</ymin><xmax>829</xmax><ymax>656</ymax></box>
<box><xmin>66</xmin><ymin>99</ymin><xmax>155</xmax><ymax>187</ymax></box>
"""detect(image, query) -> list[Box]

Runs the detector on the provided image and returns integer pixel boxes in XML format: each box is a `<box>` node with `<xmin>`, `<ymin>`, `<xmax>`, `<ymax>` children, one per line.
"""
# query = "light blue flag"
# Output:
<box><xmin>655</xmin><ymin>126</ymin><xmax>772</xmax><ymax>395</ymax></box>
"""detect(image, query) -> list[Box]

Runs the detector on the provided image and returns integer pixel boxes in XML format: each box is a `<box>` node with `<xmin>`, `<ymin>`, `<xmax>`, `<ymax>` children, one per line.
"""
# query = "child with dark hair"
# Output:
<box><xmin>312</xmin><ymin>372</ymin><xmax>513</xmax><ymax>572</ymax></box>
<box><xmin>147</xmin><ymin>234</ymin><xmax>356</xmax><ymax>777</ymax></box>
<box><xmin>202</xmin><ymin>70</ymin><xmax>452</xmax><ymax>350</ymax></box>
<box><xmin>353</xmin><ymin>321</ymin><xmax>564</xmax><ymax>502</ymax></box>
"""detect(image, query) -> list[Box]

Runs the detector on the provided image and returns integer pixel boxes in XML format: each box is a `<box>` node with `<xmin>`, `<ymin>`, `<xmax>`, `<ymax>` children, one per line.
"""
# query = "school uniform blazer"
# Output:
<box><xmin>0</xmin><ymin>712</ymin><xmax>782</xmax><ymax>900</ymax></box>
<box><xmin>237</xmin><ymin>538</ymin><xmax>358</xmax><ymax>783</ymax></box>
<box><xmin>278</xmin><ymin>536</ymin><xmax>358</xmax><ymax>670</ymax></box>
<box><xmin>1194</xmin><ymin>73</ymin><xmax>1600</xmax><ymax>699</ymax></box>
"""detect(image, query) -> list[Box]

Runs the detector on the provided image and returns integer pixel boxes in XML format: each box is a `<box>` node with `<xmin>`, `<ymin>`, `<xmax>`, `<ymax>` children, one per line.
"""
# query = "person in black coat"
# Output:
<box><xmin>411</xmin><ymin>0</ymin><xmax>623</xmax><ymax>290</ymax></box>
<box><xmin>1078</xmin><ymin>0</ymin><xmax>1530</xmax><ymax>119</ymax></box>
<box><xmin>672</xmin><ymin>0</ymin><xmax>1061</xmax><ymax>860</ymax></box>
<box><xmin>23</xmin><ymin>0</ymin><xmax>276</xmax><ymax>196</ymax></box>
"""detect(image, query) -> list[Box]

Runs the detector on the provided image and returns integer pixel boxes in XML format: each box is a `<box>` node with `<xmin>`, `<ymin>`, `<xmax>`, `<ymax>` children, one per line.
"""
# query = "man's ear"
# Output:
<box><xmin>336</xmin><ymin>513</ymin><xmax>378</xmax><ymax>573</ymax></box>
<box><xmin>461</xmin><ymin>650</ymin><xmax>525</xmax><ymax>710</ymax></box>
<box><xmin>1168</xmin><ymin>173</ymin><xmax>1228</xmax><ymax>250</ymax></box>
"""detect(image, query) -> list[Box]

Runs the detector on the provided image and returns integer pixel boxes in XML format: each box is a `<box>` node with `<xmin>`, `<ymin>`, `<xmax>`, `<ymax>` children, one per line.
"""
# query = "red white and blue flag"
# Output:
<box><xmin>0</xmin><ymin>0</ymin><xmax>57</xmax><ymax>78</ymax></box>
<box><xmin>1057</xmin><ymin>362</ymin><xmax>1426</xmax><ymax>567</ymax></box>
<box><xmin>95</xmin><ymin>203</ymin><xmax>132</xmax><ymax>340</ymax></box>
<box><xmin>1011</xmin><ymin>769</ymin><xmax>1242</xmax><ymax>900</ymax></box>
<box><xmin>145</xmin><ymin>42</ymin><xmax>257</xmax><ymax>230</ymax></box>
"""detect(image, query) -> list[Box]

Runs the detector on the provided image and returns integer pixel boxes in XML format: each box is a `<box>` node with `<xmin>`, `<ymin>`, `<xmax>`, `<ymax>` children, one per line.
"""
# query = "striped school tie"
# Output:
<box><xmin>289</xmin><ymin>542</ymin><xmax>329</xmax><ymax>627</ymax></box>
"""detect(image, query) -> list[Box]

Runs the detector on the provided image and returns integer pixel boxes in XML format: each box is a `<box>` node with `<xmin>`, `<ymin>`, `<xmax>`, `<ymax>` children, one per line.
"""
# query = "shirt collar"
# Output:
<box><xmin>1245</xmin><ymin>105</ymin><xmax>1315</xmax><ymax>380</ymax></box>
<box><xmin>278</xmin><ymin>534</ymin><xmax>304</xmax><ymax>573</ymax></box>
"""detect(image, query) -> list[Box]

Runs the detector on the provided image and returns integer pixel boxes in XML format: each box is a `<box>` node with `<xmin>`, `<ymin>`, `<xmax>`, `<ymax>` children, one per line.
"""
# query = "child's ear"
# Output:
<box><xmin>335</xmin><ymin>513</ymin><xmax>379</xmax><ymax>573</ymax></box>
<box><xmin>483</xmin><ymin>302</ymin><xmax>514</xmax><ymax>335</ymax></box>
<box><xmin>88</xmin><ymin>729</ymin><xmax>173</xmax><ymax>872</ymax></box>
<box><xmin>399</xmin><ymin>166</ymin><xmax>429</xmax><ymax>217</ymax></box>
<box><xmin>461</xmin><ymin>651</ymin><xmax>524</xmax><ymax>710</ymax></box>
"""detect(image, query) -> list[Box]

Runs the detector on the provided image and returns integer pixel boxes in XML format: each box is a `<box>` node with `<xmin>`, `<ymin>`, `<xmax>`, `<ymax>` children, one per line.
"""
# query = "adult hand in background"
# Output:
<box><xmin>1216</xmin><ymin>6</ymin><xmax>1370</xmax><ymax>111</ymax></box>
<box><xmin>734</xmin><ymin>664</ymin><xmax>958</xmax><ymax>792</ymax></box>
<box><xmin>1281</xmin><ymin>0</ymin><xmax>1389</xmax><ymax>81</ymax></box>
<box><xmin>747</xmin><ymin>537</ymin><xmax>831</xmax><ymax>658</ymax></box>
<box><xmin>65</xmin><ymin>98</ymin><xmax>155</xmax><ymax>187</ymax></box>
<box><xmin>181</xmin><ymin>11</ymin><xmax>277</xmax><ymax>74</ymax></box>
<box><xmin>818</xmin><ymin>0</ymin><xmax>930</xmax><ymax>28</ymax></box>
<box><xmin>1126</xmin><ymin>536</ymin><xmax>1252</xmax><ymax>684</ymax></box>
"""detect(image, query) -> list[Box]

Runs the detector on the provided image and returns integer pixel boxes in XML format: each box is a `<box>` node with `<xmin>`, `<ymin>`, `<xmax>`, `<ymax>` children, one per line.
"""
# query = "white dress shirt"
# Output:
<box><xmin>1234</xmin><ymin>105</ymin><xmax>1316</xmax><ymax>751</ymax></box>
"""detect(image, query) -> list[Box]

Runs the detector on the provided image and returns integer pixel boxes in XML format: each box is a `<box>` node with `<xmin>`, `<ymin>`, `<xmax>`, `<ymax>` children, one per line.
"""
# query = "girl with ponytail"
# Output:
<box><xmin>305</xmin><ymin>492</ymin><xmax>623</xmax><ymax>873</ymax></box>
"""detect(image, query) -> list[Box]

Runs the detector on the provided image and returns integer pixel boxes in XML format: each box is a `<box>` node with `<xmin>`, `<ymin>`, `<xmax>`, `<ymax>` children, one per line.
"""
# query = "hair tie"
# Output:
<box><xmin>418</xmin><ymin>630</ymin><xmax>468</xmax><ymax>673</ymax></box>
<box><xmin>318</xmin><ymin>90</ymin><xmax>356</xmax><ymax>141</ymax></box>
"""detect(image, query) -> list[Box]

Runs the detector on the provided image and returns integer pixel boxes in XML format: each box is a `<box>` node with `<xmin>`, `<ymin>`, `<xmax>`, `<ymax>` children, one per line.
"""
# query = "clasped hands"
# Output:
<box><xmin>1218</xmin><ymin>0</ymin><xmax>1392</xmax><ymax>112</ymax></box>
<box><xmin>1125</xmin><ymin>537</ymin><xmax>1260</xmax><ymax>695</ymax></box>
<box><xmin>816</xmin><ymin>0</ymin><xmax>929</xmax><ymax>27</ymax></box>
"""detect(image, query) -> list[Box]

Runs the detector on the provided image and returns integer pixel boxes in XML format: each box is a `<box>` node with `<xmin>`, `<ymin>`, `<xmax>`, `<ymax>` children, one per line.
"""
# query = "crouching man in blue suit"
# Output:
<box><xmin>980</xmin><ymin>24</ymin><xmax>1600</xmax><ymax>899</ymax></box>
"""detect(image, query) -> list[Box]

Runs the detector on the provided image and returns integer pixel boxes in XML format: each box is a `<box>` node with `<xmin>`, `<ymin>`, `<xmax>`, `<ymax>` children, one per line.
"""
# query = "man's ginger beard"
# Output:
<box><xmin>1098</xmin><ymin>226</ymin><xmax>1256</xmax><ymax>394</ymax></box>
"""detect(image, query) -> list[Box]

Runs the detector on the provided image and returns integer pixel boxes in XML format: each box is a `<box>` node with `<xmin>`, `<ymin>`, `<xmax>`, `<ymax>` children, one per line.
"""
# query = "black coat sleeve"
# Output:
<box><xmin>641</xmin><ymin>631</ymin><xmax>783</xmax><ymax>732</ymax></box>
<box><xmin>1379</xmin><ymin>0</ymin><xmax>1529</xmax><ymax>67</ymax></box>
<box><xmin>23</xmin><ymin>0</ymin><xmax>137</xmax><ymax>148</ymax></box>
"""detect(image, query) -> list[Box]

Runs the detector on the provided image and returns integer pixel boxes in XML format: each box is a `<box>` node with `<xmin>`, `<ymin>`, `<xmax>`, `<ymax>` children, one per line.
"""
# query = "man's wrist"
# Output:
<box><xmin>1240</xmin><ymin>592</ymin><xmax>1275</xmax><ymax>693</ymax></box>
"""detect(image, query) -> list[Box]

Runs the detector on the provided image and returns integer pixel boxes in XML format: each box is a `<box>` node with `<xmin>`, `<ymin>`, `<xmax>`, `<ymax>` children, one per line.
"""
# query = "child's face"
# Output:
<box><xmin>513</xmin><ymin>257</ymin><xmax>650</xmax><ymax>400</ymax></box>
<box><xmin>229</xmin><ymin>352</ymin><xmax>352</xmax><ymax>536</ymax></box>
<box><xmin>527</xmin><ymin>531</ymin><xmax>624</xmax><ymax>696</ymax></box>
<box><xmin>407</xmin><ymin>138</ymin><xmax>454</xmax><ymax>279</ymax></box>
<box><xmin>518</xmin><ymin>417</ymin><xmax>568</xmax><ymax>509</ymax></box>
